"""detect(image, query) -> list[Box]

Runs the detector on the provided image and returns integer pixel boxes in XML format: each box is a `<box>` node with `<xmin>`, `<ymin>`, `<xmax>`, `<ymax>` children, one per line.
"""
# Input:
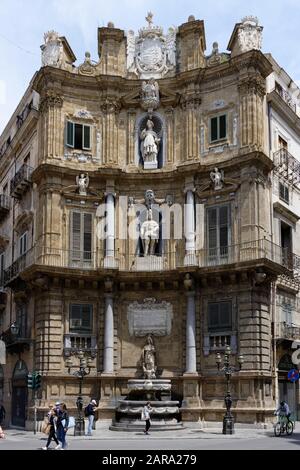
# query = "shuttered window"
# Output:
<box><xmin>279</xmin><ymin>182</ymin><xmax>289</xmax><ymax>204</ymax></box>
<box><xmin>207</xmin><ymin>205</ymin><xmax>230</xmax><ymax>258</ymax></box>
<box><xmin>70</xmin><ymin>304</ymin><xmax>93</xmax><ymax>332</ymax></box>
<box><xmin>208</xmin><ymin>301</ymin><xmax>232</xmax><ymax>332</ymax></box>
<box><xmin>0</xmin><ymin>252</ymin><xmax>4</xmax><ymax>286</ymax></box>
<box><xmin>19</xmin><ymin>232</ymin><xmax>28</xmax><ymax>256</ymax></box>
<box><xmin>71</xmin><ymin>212</ymin><xmax>92</xmax><ymax>261</ymax></box>
<box><xmin>66</xmin><ymin>121</ymin><xmax>91</xmax><ymax>150</ymax></box>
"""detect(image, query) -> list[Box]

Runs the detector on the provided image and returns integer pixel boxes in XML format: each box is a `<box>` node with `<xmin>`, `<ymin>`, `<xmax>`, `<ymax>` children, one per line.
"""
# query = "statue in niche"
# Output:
<box><xmin>140</xmin><ymin>209</ymin><xmax>159</xmax><ymax>256</ymax></box>
<box><xmin>142</xmin><ymin>334</ymin><xmax>157</xmax><ymax>380</ymax></box>
<box><xmin>76</xmin><ymin>173</ymin><xmax>89</xmax><ymax>195</ymax></box>
<box><xmin>140</xmin><ymin>119</ymin><xmax>160</xmax><ymax>166</ymax></box>
<box><xmin>210</xmin><ymin>168</ymin><xmax>224</xmax><ymax>191</ymax></box>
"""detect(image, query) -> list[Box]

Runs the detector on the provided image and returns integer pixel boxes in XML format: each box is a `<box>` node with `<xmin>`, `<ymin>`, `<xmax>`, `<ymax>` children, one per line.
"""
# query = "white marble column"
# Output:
<box><xmin>103</xmin><ymin>294</ymin><xmax>114</xmax><ymax>374</ymax></box>
<box><xmin>184</xmin><ymin>190</ymin><xmax>196</xmax><ymax>265</ymax></box>
<box><xmin>105</xmin><ymin>193</ymin><xmax>115</xmax><ymax>267</ymax></box>
<box><xmin>185</xmin><ymin>291</ymin><xmax>197</xmax><ymax>374</ymax></box>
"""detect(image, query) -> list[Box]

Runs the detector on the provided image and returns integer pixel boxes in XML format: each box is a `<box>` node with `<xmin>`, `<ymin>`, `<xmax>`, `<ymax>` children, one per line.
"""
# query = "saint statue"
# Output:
<box><xmin>210</xmin><ymin>168</ymin><xmax>224</xmax><ymax>191</ymax></box>
<box><xmin>142</xmin><ymin>334</ymin><xmax>157</xmax><ymax>380</ymax></box>
<box><xmin>140</xmin><ymin>209</ymin><xmax>159</xmax><ymax>256</ymax></box>
<box><xmin>140</xmin><ymin>119</ymin><xmax>160</xmax><ymax>165</ymax></box>
<box><xmin>76</xmin><ymin>173</ymin><xmax>89</xmax><ymax>195</ymax></box>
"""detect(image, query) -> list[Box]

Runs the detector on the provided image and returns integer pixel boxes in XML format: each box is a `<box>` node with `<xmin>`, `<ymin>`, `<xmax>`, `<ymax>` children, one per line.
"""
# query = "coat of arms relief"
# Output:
<box><xmin>127</xmin><ymin>12</ymin><xmax>176</xmax><ymax>79</ymax></box>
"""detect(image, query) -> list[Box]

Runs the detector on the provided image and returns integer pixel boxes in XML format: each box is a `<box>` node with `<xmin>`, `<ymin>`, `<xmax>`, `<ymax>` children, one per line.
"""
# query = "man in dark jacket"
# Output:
<box><xmin>85</xmin><ymin>400</ymin><xmax>97</xmax><ymax>436</ymax></box>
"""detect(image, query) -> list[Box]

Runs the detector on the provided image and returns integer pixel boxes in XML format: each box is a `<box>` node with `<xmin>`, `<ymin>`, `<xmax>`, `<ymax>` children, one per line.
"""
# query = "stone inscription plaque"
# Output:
<box><xmin>127</xmin><ymin>298</ymin><xmax>173</xmax><ymax>337</ymax></box>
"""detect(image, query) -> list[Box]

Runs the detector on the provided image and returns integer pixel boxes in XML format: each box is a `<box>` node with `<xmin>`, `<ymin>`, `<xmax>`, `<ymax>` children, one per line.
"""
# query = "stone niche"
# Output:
<box><xmin>121</xmin><ymin>298</ymin><xmax>181</xmax><ymax>371</ymax></box>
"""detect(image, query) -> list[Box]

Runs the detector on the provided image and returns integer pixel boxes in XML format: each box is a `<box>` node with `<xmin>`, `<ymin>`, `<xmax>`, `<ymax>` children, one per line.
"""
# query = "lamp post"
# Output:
<box><xmin>215</xmin><ymin>346</ymin><xmax>244</xmax><ymax>435</ymax></box>
<box><xmin>65</xmin><ymin>350</ymin><xmax>93</xmax><ymax>436</ymax></box>
<box><xmin>10</xmin><ymin>322</ymin><xmax>20</xmax><ymax>337</ymax></box>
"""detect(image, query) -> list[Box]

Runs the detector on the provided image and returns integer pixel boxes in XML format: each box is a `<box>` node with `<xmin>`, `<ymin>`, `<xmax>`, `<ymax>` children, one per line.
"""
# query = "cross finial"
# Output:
<box><xmin>146</xmin><ymin>11</ymin><xmax>154</xmax><ymax>27</ymax></box>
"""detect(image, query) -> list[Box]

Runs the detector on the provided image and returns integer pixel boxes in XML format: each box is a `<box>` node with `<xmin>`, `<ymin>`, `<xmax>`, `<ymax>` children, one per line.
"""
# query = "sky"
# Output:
<box><xmin>0</xmin><ymin>0</ymin><xmax>300</xmax><ymax>134</ymax></box>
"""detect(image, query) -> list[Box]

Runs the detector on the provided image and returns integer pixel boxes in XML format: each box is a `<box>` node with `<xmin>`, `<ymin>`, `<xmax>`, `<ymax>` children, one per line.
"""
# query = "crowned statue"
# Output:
<box><xmin>140</xmin><ymin>209</ymin><xmax>159</xmax><ymax>256</ymax></box>
<box><xmin>140</xmin><ymin>119</ymin><xmax>160</xmax><ymax>169</ymax></box>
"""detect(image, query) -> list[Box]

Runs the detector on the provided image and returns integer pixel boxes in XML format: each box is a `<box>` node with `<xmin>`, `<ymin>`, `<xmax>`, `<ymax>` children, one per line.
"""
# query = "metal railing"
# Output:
<box><xmin>274</xmin><ymin>148</ymin><xmax>300</xmax><ymax>189</ymax></box>
<box><xmin>10</xmin><ymin>164</ymin><xmax>33</xmax><ymax>197</ymax></box>
<box><xmin>274</xmin><ymin>87</ymin><xmax>297</xmax><ymax>113</ymax></box>
<box><xmin>276</xmin><ymin>322</ymin><xmax>300</xmax><ymax>341</ymax></box>
<box><xmin>3</xmin><ymin>239</ymin><xmax>295</xmax><ymax>283</ymax></box>
<box><xmin>63</xmin><ymin>334</ymin><xmax>97</xmax><ymax>357</ymax></box>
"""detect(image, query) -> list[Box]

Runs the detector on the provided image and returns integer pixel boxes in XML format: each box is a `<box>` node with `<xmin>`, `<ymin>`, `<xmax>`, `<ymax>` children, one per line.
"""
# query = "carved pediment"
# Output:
<box><xmin>197</xmin><ymin>177</ymin><xmax>240</xmax><ymax>198</ymax></box>
<box><xmin>14</xmin><ymin>211</ymin><xmax>34</xmax><ymax>235</ymax></box>
<box><xmin>61</xmin><ymin>185</ymin><xmax>103</xmax><ymax>200</ymax></box>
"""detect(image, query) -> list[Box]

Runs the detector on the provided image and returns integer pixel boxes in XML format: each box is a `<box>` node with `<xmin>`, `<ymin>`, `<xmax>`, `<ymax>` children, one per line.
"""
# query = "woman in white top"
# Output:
<box><xmin>142</xmin><ymin>402</ymin><xmax>153</xmax><ymax>435</ymax></box>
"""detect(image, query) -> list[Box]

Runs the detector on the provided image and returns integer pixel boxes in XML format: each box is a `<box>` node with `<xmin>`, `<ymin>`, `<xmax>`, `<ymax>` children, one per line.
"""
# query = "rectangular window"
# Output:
<box><xmin>210</xmin><ymin>115</ymin><xmax>227</xmax><ymax>143</ymax></box>
<box><xmin>278</xmin><ymin>136</ymin><xmax>288</xmax><ymax>150</ymax></box>
<box><xmin>70</xmin><ymin>304</ymin><xmax>93</xmax><ymax>332</ymax></box>
<box><xmin>19</xmin><ymin>232</ymin><xmax>28</xmax><ymax>256</ymax></box>
<box><xmin>279</xmin><ymin>182</ymin><xmax>289</xmax><ymax>204</ymax></box>
<box><xmin>0</xmin><ymin>252</ymin><xmax>4</xmax><ymax>286</ymax></box>
<box><xmin>207</xmin><ymin>205</ymin><xmax>230</xmax><ymax>261</ymax></box>
<box><xmin>71</xmin><ymin>212</ymin><xmax>92</xmax><ymax>261</ymax></box>
<box><xmin>208</xmin><ymin>301</ymin><xmax>232</xmax><ymax>332</ymax></box>
<box><xmin>16</xmin><ymin>304</ymin><xmax>27</xmax><ymax>338</ymax></box>
<box><xmin>66</xmin><ymin>121</ymin><xmax>91</xmax><ymax>150</ymax></box>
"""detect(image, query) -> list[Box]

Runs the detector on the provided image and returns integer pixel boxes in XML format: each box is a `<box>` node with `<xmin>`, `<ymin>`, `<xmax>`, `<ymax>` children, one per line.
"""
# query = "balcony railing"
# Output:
<box><xmin>203</xmin><ymin>332</ymin><xmax>237</xmax><ymax>356</ymax></box>
<box><xmin>63</xmin><ymin>334</ymin><xmax>97</xmax><ymax>358</ymax></box>
<box><xmin>274</xmin><ymin>87</ymin><xmax>297</xmax><ymax>113</ymax></box>
<box><xmin>3</xmin><ymin>239</ymin><xmax>295</xmax><ymax>284</ymax></box>
<box><xmin>10</xmin><ymin>164</ymin><xmax>33</xmax><ymax>199</ymax></box>
<box><xmin>273</xmin><ymin>148</ymin><xmax>300</xmax><ymax>189</ymax></box>
<box><xmin>276</xmin><ymin>322</ymin><xmax>300</xmax><ymax>341</ymax></box>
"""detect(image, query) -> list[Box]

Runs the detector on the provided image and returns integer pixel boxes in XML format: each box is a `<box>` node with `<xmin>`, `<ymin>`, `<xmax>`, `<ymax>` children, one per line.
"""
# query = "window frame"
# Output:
<box><xmin>19</xmin><ymin>231</ymin><xmax>28</xmax><ymax>257</ymax></box>
<box><xmin>69</xmin><ymin>304</ymin><xmax>93</xmax><ymax>333</ymax></box>
<box><xmin>70</xmin><ymin>211</ymin><xmax>93</xmax><ymax>262</ymax></box>
<box><xmin>279</xmin><ymin>182</ymin><xmax>289</xmax><ymax>205</ymax></box>
<box><xmin>208</xmin><ymin>300</ymin><xmax>233</xmax><ymax>332</ymax></box>
<box><xmin>66</xmin><ymin>121</ymin><xmax>92</xmax><ymax>151</ymax></box>
<box><xmin>210</xmin><ymin>114</ymin><xmax>227</xmax><ymax>144</ymax></box>
<box><xmin>206</xmin><ymin>203</ymin><xmax>231</xmax><ymax>259</ymax></box>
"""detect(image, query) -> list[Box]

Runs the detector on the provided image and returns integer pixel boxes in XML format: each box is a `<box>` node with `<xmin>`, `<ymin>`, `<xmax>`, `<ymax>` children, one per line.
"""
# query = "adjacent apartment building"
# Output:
<box><xmin>0</xmin><ymin>14</ymin><xmax>299</xmax><ymax>428</ymax></box>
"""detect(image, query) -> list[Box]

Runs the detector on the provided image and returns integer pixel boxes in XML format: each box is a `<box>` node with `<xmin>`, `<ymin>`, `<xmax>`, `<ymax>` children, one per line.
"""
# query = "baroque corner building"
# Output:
<box><xmin>0</xmin><ymin>13</ymin><xmax>300</xmax><ymax>429</ymax></box>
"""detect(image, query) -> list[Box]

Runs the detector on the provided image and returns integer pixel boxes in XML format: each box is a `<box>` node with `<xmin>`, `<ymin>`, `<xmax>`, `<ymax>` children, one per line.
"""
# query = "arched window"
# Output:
<box><xmin>135</xmin><ymin>113</ymin><xmax>165</xmax><ymax>169</ymax></box>
<box><xmin>278</xmin><ymin>354</ymin><xmax>293</xmax><ymax>371</ymax></box>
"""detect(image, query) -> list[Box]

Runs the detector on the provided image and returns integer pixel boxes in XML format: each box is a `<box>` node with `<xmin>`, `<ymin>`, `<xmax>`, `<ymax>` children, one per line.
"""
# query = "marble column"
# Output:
<box><xmin>185</xmin><ymin>291</ymin><xmax>197</xmax><ymax>374</ymax></box>
<box><xmin>103</xmin><ymin>294</ymin><xmax>114</xmax><ymax>374</ymax></box>
<box><xmin>184</xmin><ymin>190</ymin><xmax>196</xmax><ymax>265</ymax></box>
<box><xmin>105</xmin><ymin>193</ymin><xmax>115</xmax><ymax>267</ymax></box>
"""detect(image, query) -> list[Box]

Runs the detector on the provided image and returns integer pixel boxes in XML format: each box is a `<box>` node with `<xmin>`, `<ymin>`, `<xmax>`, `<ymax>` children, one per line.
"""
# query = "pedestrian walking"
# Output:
<box><xmin>142</xmin><ymin>402</ymin><xmax>153</xmax><ymax>435</ymax></box>
<box><xmin>42</xmin><ymin>405</ymin><xmax>59</xmax><ymax>450</ymax></box>
<box><xmin>56</xmin><ymin>403</ymin><xmax>69</xmax><ymax>450</ymax></box>
<box><xmin>84</xmin><ymin>399</ymin><xmax>97</xmax><ymax>436</ymax></box>
<box><xmin>0</xmin><ymin>402</ymin><xmax>6</xmax><ymax>426</ymax></box>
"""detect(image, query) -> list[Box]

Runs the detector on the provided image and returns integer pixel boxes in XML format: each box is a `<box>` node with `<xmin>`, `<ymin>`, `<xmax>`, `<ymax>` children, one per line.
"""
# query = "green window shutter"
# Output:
<box><xmin>66</xmin><ymin>121</ymin><xmax>74</xmax><ymax>148</ymax></box>
<box><xmin>72</xmin><ymin>212</ymin><xmax>81</xmax><ymax>260</ymax></box>
<box><xmin>208</xmin><ymin>208</ymin><xmax>217</xmax><ymax>253</ymax></box>
<box><xmin>83</xmin><ymin>213</ymin><xmax>92</xmax><ymax>260</ymax></box>
<box><xmin>219</xmin><ymin>115</ymin><xmax>227</xmax><ymax>139</ymax></box>
<box><xmin>83</xmin><ymin>126</ymin><xmax>91</xmax><ymax>150</ymax></box>
<box><xmin>81</xmin><ymin>305</ymin><xmax>93</xmax><ymax>331</ymax></box>
<box><xmin>70</xmin><ymin>304</ymin><xmax>82</xmax><ymax>330</ymax></box>
<box><xmin>211</xmin><ymin>117</ymin><xmax>218</xmax><ymax>142</ymax></box>
<box><xmin>219</xmin><ymin>302</ymin><xmax>232</xmax><ymax>329</ymax></box>
<box><xmin>219</xmin><ymin>206</ymin><xmax>229</xmax><ymax>249</ymax></box>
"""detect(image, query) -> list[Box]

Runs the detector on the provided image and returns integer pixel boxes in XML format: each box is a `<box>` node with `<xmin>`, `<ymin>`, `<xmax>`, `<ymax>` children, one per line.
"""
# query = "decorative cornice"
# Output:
<box><xmin>100</xmin><ymin>98</ymin><xmax>122</xmax><ymax>114</ymax></box>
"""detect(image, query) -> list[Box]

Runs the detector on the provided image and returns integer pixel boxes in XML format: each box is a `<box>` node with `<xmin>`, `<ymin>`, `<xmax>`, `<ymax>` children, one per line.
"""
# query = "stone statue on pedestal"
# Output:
<box><xmin>140</xmin><ymin>209</ymin><xmax>159</xmax><ymax>256</ymax></box>
<box><xmin>140</xmin><ymin>119</ymin><xmax>160</xmax><ymax>168</ymax></box>
<box><xmin>142</xmin><ymin>334</ymin><xmax>157</xmax><ymax>379</ymax></box>
<box><xmin>76</xmin><ymin>173</ymin><xmax>89</xmax><ymax>195</ymax></box>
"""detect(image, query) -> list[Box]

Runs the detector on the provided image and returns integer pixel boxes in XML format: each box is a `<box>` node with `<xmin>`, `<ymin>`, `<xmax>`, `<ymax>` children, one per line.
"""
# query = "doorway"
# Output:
<box><xmin>11</xmin><ymin>360</ymin><xmax>28</xmax><ymax>428</ymax></box>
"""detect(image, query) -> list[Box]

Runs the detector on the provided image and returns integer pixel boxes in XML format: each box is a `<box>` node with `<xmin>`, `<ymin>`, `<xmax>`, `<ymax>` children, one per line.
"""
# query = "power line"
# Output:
<box><xmin>0</xmin><ymin>32</ymin><xmax>38</xmax><ymax>57</ymax></box>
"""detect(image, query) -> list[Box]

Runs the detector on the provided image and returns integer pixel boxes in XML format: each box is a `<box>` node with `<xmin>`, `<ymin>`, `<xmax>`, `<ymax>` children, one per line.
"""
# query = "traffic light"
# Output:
<box><xmin>27</xmin><ymin>373</ymin><xmax>33</xmax><ymax>389</ymax></box>
<box><xmin>35</xmin><ymin>373</ymin><xmax>42</xmax><ymax>390</ymax></box>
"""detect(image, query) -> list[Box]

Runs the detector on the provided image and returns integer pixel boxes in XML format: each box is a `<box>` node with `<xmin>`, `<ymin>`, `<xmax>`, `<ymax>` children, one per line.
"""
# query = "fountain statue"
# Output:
<box><xmin>142</xmin><ymin>334</ymin><xmax>157</xmax><ymax>379</ymax></box>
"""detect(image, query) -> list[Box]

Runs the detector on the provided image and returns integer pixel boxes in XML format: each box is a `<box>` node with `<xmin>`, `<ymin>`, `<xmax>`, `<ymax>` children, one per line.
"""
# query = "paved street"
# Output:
<box><xmin>1</xmin><ymin>427</ymin><xmax>300</xmax><ymax>450</ymax></box>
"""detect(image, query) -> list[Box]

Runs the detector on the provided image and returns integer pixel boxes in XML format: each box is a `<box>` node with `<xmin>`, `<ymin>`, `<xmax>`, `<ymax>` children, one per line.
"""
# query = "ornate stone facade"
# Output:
<box><xmin>0</xmin><ymin>14</ymin><xmax>300</xmax><ymax>430</ymax></box>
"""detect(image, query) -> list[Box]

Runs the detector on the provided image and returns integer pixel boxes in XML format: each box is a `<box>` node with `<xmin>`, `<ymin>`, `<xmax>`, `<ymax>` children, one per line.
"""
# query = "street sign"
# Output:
<box><xmin>288</xmin><ymin>369</ymin><xmax>299</xmax><ymax>383</ymax></box>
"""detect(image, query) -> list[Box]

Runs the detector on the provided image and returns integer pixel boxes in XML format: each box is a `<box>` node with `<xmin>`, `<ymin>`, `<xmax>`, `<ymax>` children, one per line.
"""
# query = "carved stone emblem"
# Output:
<box><xmin>238</xmin><ymin>16</ymin><xmax>263</xmax><ymax>53</ymax></box>
<box><xmin>127</xmin><ymin>12</ymin><xmax>176</xmax><ymax>79</ymax></box>
<box><xmin>41</xmin><ymin>31</ymin><xmax>63</xmax><ymax>68</ymax></box>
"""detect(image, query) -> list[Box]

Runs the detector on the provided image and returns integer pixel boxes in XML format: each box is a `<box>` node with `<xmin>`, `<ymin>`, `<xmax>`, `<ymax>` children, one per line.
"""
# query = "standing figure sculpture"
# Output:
<box><xmin>140</xmin><ymin>209</ymin><xmax>159</xmax><ymax>256</ymax></box>
<box><xmin>76</xmin><ymin>173</ymin><xmax>89</xmax><ymax>195</ymax></box>
<box><xmin>210</xmin><ymin>168</ymin><xmax>224</xmax><ymax>191</ymax></box>
<box><xmin>140</xmin><ymin>119</ymin><xmax>160</xmax><ymax>167</ymax></box>
<box><xmin>142</xmin><ymin>334</ymin><xmax>157</xmax><ymax>380</ymax></box>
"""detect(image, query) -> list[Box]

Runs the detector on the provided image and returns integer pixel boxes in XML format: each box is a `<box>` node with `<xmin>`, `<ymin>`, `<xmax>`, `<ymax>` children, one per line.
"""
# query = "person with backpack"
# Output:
<box><xmin>84</xmin><ymin>399</ymin><xmax>97</xmax><ymax>436</ymax></box>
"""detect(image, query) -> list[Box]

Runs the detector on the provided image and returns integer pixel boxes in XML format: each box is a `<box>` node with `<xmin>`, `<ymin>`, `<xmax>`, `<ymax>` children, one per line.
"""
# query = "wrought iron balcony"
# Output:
<box><xmin>63</xmin><ymin>334</ymin><xmax>97</xmax><ymax>358</ymax></box>
<box><xmin>0</xmin><ymin>194</ymin><xmax>10</xmax><ymax>219</ymax></box>
<box><xmin>273</xmin><ymin>148</ymin><xmax>300</xmax><ymax>190</ymax></box>
<box><xmin>1</xmin><ymin>324</ymin><xmax>32</xmax><ymax>353</ymax></box>
<box><xmin>274</xmin><ymin>87</ymin><xmax>297</xmax><ymax>113</ymax></box>
<box><xmin>10</xmin><ymin>164</ymin><xmax>33</xmax><ymax>199</ymax></box>
<box><xmin>275</xmin><ymin>322</ymin><xmax>300</xmax><ymax>341</ymax></box>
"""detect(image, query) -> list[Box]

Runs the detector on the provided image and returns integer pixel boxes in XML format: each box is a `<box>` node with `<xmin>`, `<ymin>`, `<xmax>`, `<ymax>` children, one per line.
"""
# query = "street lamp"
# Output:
<box><xmin>10</xmin><ymin>322</ymin><xmax>20</xmax><ymax>337</ymax></box>
<box><xmin>66</xmin><ymin>350</ymin><xmax>92</xmax><ymax>436</ymax></box>
<box><xmin>215</xmin><ymin>346</ymin><xmax>244</xmax><ymax>434</ymax></box>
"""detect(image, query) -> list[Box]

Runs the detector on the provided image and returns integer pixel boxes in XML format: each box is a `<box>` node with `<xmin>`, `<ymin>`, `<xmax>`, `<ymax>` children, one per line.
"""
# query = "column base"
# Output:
<box><xmin>223</xmin><ymin>414</ymin><xmax>235</xmax><ymax>434</ymax></box>
<box><xmin>74</xmin><ymin>417</ymin><xmax>85</xmax><ymax>436</ymax></box>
